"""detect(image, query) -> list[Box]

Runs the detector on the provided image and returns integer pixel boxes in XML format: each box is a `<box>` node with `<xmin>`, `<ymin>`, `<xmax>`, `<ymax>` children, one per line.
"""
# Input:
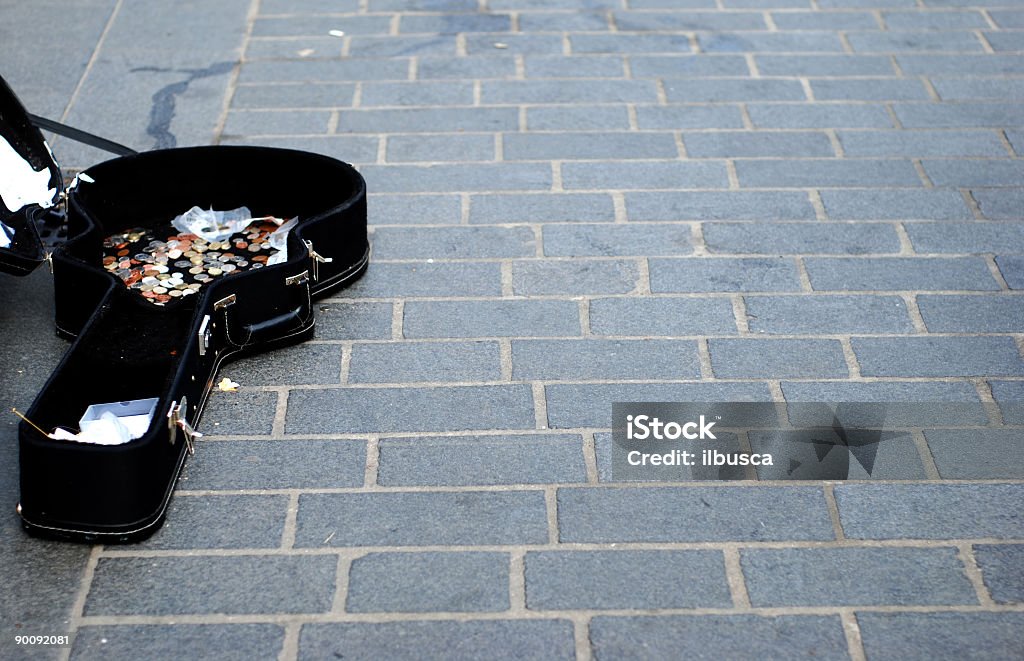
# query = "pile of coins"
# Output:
<box><xmin>102</xmin><ymin>217</ymin><xmax>286</xmax><ymax>306</ymax></box>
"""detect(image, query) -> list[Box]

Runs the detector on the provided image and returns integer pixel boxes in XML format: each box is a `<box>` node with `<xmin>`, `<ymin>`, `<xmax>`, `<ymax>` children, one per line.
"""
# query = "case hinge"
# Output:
<box><xmin>214</xmin><ymin>294</ymin><xmax>237</xmax><ymax>310</ymax></box>
<box><xmin>303</xmin><ymin>239</ymin><xmax>332</xmax><ymax>282</ymax></box>
<box><xmin>197</xmin><ymin>315</ymin><xmax>212</xmax><ymax>357</ymax></box>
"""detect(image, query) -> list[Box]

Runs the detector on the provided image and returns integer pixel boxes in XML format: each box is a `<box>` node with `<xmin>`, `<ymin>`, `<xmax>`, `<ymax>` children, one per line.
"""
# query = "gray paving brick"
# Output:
<box><xmin>482</xmin><ymin>79</ymin><xmax>658</xmax><ymax>104</ymax></box>
<box><xmin>370</xmin><ymin>0</ymin><xmax>476</xmax><ymax>9</ymax></box>
<box><xmin>337</xmin><ymin>107</ymin><xmax>519</xmax><ymax>133</ymax></box>
<box><xmin>286</xmin><ymin>385</ymin><xmax>535</xmax><ymax>433</ymax></box>
<box><xmin>709</xmin><ymin>338</ymin><xmax>849</xmax><ymax>378</ymax></box>
<box><xmin>571</xmin><ymin>33</ymin><xmax>696</xmax><ymax>54</ymax></box>
<box><xmin>349</xmin><ymin>340</ymin><xmax>501</xmax><ymax>383</ymax></box>
<box><xmin>219</xmin><ymin>135</ymin><xmax>380</xmax><ymax>163</ymax></box>
<box><xmin>465</xmin><ymin>33</ymin><xmax>565</xmax><ymax>55</ymax></box>
<box><xmin>699</xmin><ymin>31</ymin><xmax>844</xmax><ymax>52</ymax></box>
<box><xmin>838</xmin><ymin>129</ymin><xmax>1007</xmax><ymax>157</ymax></box>
<box><xmin>918</xmin><ymin>295</ymin><xmax>1024</xmax><ymax>332</ymax></box>
<box><xmin>545</xmin><ymin>381</ymin><xmax>773</xmax><ymax>428</ymax></box>
<box><xmin>974</xmin><ymin>190</ymin><xmax>1024</xmax><ymax>220</ymax></box>
<box><xmin>858</xmin><ymin>612</ymin><xmax>1024</xmax><ymax>660</ymax></box>
<box><xmin>562</xmin><ymin>161</ymin><xmax>730</xmax><ymax>190</ymax></box>
<box><xmin>684</xmin><ymin>131</ymin><xmax>833</xmax><ymax>158</ymax></box>
<box><xmin>735</xmin><ymin>159</ymin><xmax>922</xmax><ymax>188</ymax></box>
<box><xmin>505</xmin><ymin>132</ymin><xmax>677</xmax><ymax>161</ymax></box>
<box><xmin>299</xmin><ymin>621</ymin><xmax>575</xmax><ymax>661</ymax></box>
<box><xmin>755</xmin><ymin>54</ymin><xmax>895</xmax><ymax>76</ymax></box>
<box><xmin>908</xmin><ymin>221</ymin><xmax>1024</xmax><ymax>254</ymax></box>
<box><xmin>991</xmin><ymin>380</ymin><xmax>1024</xmax><ymax>424</ymax></box>
<box><xmin>527</xmin><ymin>105</ymin><xmax>632</xmax><ymax>130</ymax></box>
<box><xmin>745</xmin><ymin>295</ymin><xmax>914</xmax><ymax>333</ymax></box>
<box><xmin>989</xmin><ymin>9</ymin><xmax>1024</xmax><ymax>27</ymax></box>
<box><xmin>931</xmin><ymin>78</ymin><xmax>1024</xmax><ymax>101</ymax></box>
<box><xmin>896</xmin><ymin>53</ymin><xmax>1024</xmax><ymax>75</ymax></box>
<box><xmin>593</xmin><ymin>429</ymin><xmax>748</xmax><ymax>482</ymax></box>
<box><xmin>513</xmin><ymin>259</ymin><xmax>641</xmax><ymax>295</ymax></box>
<box><xmin>346</xmin><ymin>552</ymin><xmax>509</xmax><ymax>613</ymax></box>
<box><xmin>348</xmin><ymin>35</ymin><xmax>457</xmax><ymax>58</ymax></box>
<box><xmin>369</xmin><ymin>194</ymin><xmax>462</xmax><ymax>225</ymax></box>
<box><xmin>614</xmin><ymin>11</ymin><xmax>766</xmax><ymax>31</ymax></box>
<box><xmin>359</xmin><ymin>163</ymin><xmax>551</xmax><ymax>192</ymax></box>
<box><xmin>926</xmin><ymin>430</ymin><xmax>1024</xmax><ymax>480</ymax></box>
<box><xmin>665</xmin><ymin>78</ymin><xmax>806</xmax><ymax>103</ymax></box>
<box><xmin>812</xmin><ymin>78</ymin><xmax>930</xmax><ymax>101</ymax></box>
<box><xmin>627</xmin><ymin>191</ymin><xmax>816</xmax><ymax>220</ymax></box>
<box><xmin>893</xmin><ymin>102</ymin><xmax>1024</xmax><ymax>128</ymax></box>
<box><xmin>518</xmin><ymin>12</ymin><xmax>612</xmax><ymax>32</ymax></box>
<box><xmin>543</xmin><ymin>223</ymin><xmax>693</xmax><ymax>257</ymax></box>
<box><xmin>744</xmin><ymin>547</ymin><xmax>977</xmax><ymax>607</ymax></box>
<box><xmin>231</xmin><ymin>83</ymin><xmax>356</xmax><ymax>108</ymax></box>
<box><xmin>590</xmin><ymin>615</ymin><xmax>849</xmax><ymax>661</ymax></box>
<box><xmin>723</xmin><ymin>0</ymin><xmax>810</xmax><ymax>5</ymax></box>
<box><xmin>923</xmin><ymin>160</ymin><xmax>1024</xmax><ymax>188</ymax></box>
<box><xmin>70</xmin><ymin>625</ymin><xmax>285</xmax><ymax>661</ymax></box>
<box><xmin>335</xmin><ymin>261</ymin><xmax>502</xmax><ymax>298</ymax></box>
<box><xmin>360</xmin><ymin>82</ymin><xmax>475</xmax><ymax>107</ymax></box>
<box><xmin>782</xmin><ymin>381</ymin><xmax>987</xmax><ymax>428</ymax></box>
<box><xmin>404</xmin><ymin>299</ymin><xmax>582</xmax><ymax>338</ymax></box>
<box><xmin>836</xmin><ymin>483</ymin><xmax>1024</xmax><ymax>539</ymax></box>
<box><xmin>252</xmin><ymin>16</ymin><xmax>391</xmax><ymax>37</ymax></box>
<box><xmin>244</xmin><ymin>38</ymin><xmax>344</xmax><ymax>60</ymax></box>
<box><xmin>748</xmin><ymin>103</ymin><xmax>895</xmax><ymax>128</ymax></box>
<box><xmin>182</xmin><ymin>439</ymin><xmax>367</xmax><ymax>489</ymax></box>
<box><xmin>316</xmin><ymin>302</ymin><xmax>393</xmax><ymax>340</ymax></box>
<box><xmin>226</xmin><ymin>343</ymin><xmax>341</xmax><ymax>386</ymax></box>
<box><xmin>883</xmin><ymin>10</ymin><xmax>989</xmax><ymax>30</ymax></box>
<box><xmin>526</xmin><ymin>550</ymin><xmax>732</xmax><ymax>610</ymax></box>
<box><xmin>975</xmin><ymin>544</ymin><xmax>1024</xmax><ymax>604</ymax></box>
<box><xmin>513</xmin><ymin>338</ymin><xmax>699</xmax><ymax>380</ymax></box>
<box><xmin>471</xmin><ymin>193</ymin><xmax>616</xmax><ymax>223</ymax></box>
<box><xmin>370</xmin><ymin>226</ymin><xmax>537</xmax><ymax>258</ymax></box>
<box><xmin>629</xmin><ymin>54</ymin><xmax>750</xmax><ymax>78</ymax></box>
<box><xmin>849</xmin><ymin>31</ymin><xmax>984</xmax><ymax>52</ymax></box>
<box><xmin>416</xmin><ymin>55</ymin><xmax>517</xmax><ymax>79</ymax></box>
<box><xmin>985</xmin><ymin>31</ymin><xmax>1024</xmax><ymax>52</ymax></box>
<box><xmin>262</xmin><ymin>0</ymin><xmax>359</xmax><ymax>11</ymax></box>
<box><xmin>772</xmin><ymin>10</ymin><xmax>879</xmax><ymax>29</ymax></box>
<box><xmin>853</xmin><ymin>336</ymin><xmax>1024</xmax><ymax>377</ymax></box>
<box><xmin>589</xmin><ymin>296</ymin><xmax>739</xmax><ymax>336</ymax></box>
<box><xmin>400</xmin><ymin>13</ymin><xmax>512</xmax><ymax>34</ymax></box>
<box><xmin>804</xmin><ymin>257</ymin><xmax>1001</xmax><ymax>291</ymax></box>
<box><xmin>558</xmin><ymin>486</ymin><xmax>834</xmax><ymax>542</ymax></box>
<box><xmin>295</xmin><ymin>491</ymin><xmax>548</xmax><ymax>546</ymax></box>
<box><xmin>139</xmin><ymin>495</ymin><xmax>286</xmax><ymax>550</ymax></box>
<box><xmin>998</xmin><ymin>255</ymin><xmax>1024</xmax><ymax>289</ymax></box>
<box><xmin>378</xmin><ymin>434</ymin><xmax>587</xmax><ymax>485</ymax></box>
<box><xmin>222</xmin><ymin>110</ymin><xmax>330</xmax><ymax>136</ymax></box>
<box><xmin>703</xmin><ymin>222</ymin><xmax>901</xmax><ymax>255</ymax></box>
<box><xmin>524</xmin><ymin>55</ymin><xmax>623</xmax><ymax>78</ymax></box>
<box><xmin>636</xmin><ymin>105</ymin><xmax>747</xmax><ymax>130</ymax></box>
<box><xmin>650</xmin><ymin>257</ymin><xmax>803</xmax><ymax>292</ymax></box>
<box><xmin>820</xmin><ymin>189</ymin><xmax>972</xmax><ymax>220</ymax></box>
<box><xmin>748</xmin><ymin>428</ymin><xmax>928</xmax><ymax>480</ymax></box>
<box><xmin>620</xmin><ymin>0</ymin><xmax>716</xmax><ymax>6</ymax></box>
<box><xmin>85</xmin><ymin>556</ymin><xmax>336</xmax><ymax>615</ymax></box>
<box><xmin>199</xmin><ymin>390</ymin><xmax>277</xmax><ymax>435</ymax></box>
<box><xmin>238</xmin><ymin>59</ymin><xmax>410</xmax><ymax>83</ymax></box>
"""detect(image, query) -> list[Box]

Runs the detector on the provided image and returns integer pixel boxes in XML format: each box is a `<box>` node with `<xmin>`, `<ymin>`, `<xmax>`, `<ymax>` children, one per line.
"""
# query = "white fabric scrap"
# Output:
<box><xmin>171</xmin><ymin>205</ymin><xmax>254</xmax><ymax>242</ymax></box>
<box><xmin>0</xmin><ymin>221</ymin><xmax>14</xmax><ymax>249</ymax></box>
<box><xmin>49</xmin><ymin>411</ymin><xmax>137</xmax><ymax>445</ymax></box>
<box><xmin>0</xmin><ymin>134</ymin><xmax>56</xmax><ymax>212</ymax></box>
<box><xmin>266</xmin><ymin>216</ymin><xmax>299</xmax><ymax>265</ymax></box>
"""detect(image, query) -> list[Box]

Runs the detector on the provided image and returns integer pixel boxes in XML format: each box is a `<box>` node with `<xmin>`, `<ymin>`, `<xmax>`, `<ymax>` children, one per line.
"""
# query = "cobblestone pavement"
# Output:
<box><xmin>1</xmin><ymin>0</ymin><xmax>1023</xmax><ymax>659</ymax></box>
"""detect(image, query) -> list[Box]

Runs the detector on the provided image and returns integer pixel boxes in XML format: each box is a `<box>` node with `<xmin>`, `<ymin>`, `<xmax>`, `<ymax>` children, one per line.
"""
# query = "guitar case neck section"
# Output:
<box><xmin>19</xmin><ymin>145</ymin><xmax>368</xmax><ymax>542</ymax></box>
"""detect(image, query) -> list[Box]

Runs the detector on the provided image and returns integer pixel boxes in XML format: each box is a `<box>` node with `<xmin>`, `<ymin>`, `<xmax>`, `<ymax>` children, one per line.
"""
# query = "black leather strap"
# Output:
<box><xmin>27</xmin><ymin>113</ymin><xmax>136</xmax><ymax>156</ymax></box>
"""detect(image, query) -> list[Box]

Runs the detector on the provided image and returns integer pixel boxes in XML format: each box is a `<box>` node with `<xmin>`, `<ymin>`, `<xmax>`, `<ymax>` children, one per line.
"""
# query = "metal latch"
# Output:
<box><xmin>303</xmin><ymin>239</ymin><xmax>333</xmax><ymax>282</ymax></box>
<box><xmin>197</xmin><ymin>315</ymin><xmax>212</xmax><ymax>357</ymax></box>
<box><xmin>214</xmin><ymin>293</ymin><xmax>237</xmax><ymax>310</ymax></box>
<box><xmin>167</xmin><ymin>397</ymin><xmax>201</xmax><ymax>455</ymax></box>
<box><xmin>285</xmin><ymin>270</ymin><xmax>310</xmax><ymax>286</ymax></box>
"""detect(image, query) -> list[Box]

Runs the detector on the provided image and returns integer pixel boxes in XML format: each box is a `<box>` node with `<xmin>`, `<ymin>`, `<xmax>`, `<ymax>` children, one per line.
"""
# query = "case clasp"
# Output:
<box><xmin>167</xmin><ymin>397</ymin><xmax>201</xmax><ymax>455</ymax></box>
<box><xmin>304</xmin><ymin>239</ymin><xmax>332</xmax><ymax>282</ymax></box>
<box><xmin>197</xmin><ymin>315</ymin><xmax>212</xmax><ymax>357</ymax></box>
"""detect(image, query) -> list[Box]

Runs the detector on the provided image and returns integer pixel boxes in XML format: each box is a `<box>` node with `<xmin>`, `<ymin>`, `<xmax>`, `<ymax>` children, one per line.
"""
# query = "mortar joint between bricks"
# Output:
<box><xmin>840</xmin><ymin>611</ymin><xmax>868</xmax><ymax>661</ymax></box>
<box><xmin>972</xmin><ymin>378</ymin><xmax>1006</xmax><ymax>427</ymax></box>
<box><xmin>958</xmin><ymin>544</ymin><xmax>998</xmax><ymax>607</ymax></box>
<box><xmin>910</xmin><ymin>429</ymin><xmax>942</xmax><ymax>480</ymax></box>
<box><xmin>961</xmin><ymin>189</ymin><xmax>985</xmax><ymax>219</ymax></box>
<box><xmin>573</xmin><ymin>616</ymin><xmax>594</xmax><ymax>661</ymax></box>
<box><xmin>509</xmin><ymin>550</ymin><xmax>527</xmax><ymax>613</ymax></box>
<box><xmin>277</xmin><ymin>622</ymin><xmax>300</xmax><ymax>661</ymax></box>
<box><xmin>975</xmin><ymin>30</ymin><xmax>996</xmax><ymax>54</ymax></box>
<box><xmin>544</xmin><ymin>486</ymin><xmax>559</xmax><ymax>544</ymax></box>
<box><xmin>582</xmin><ymin>432</ymin><xmax>599</xmax><ymax>484</ymax></box>
<box><xmin>871</xmin><ymin>9</ymin><xmax>886</xmax><ymax>31</ymax></box>
<box><xmin>722</xmin><ymin>546</ymin><xmax>753</xmax><ymax>610</ymax></box>
<box><xmin>363</xmin><ymin>437</ymin><xmax>380</xmax><ymax>488</ymax></box>
<box><xmin>823</xmin><ymin>483</ymin><xmax>848</xmax><ymax>542</ymax></box>
<box><xmin>900</xmin><ymin>293</ymin><xmax>929</xmax><ymax>334</ymax></box>
<box><xmin>839</xmin><ymin>337</ymin><xmax>863</xmax><ymax>379</ymax></box>
<box><xmin>578</xmin><ymin>298</ymin><xmax>592</xmax><ymax>336</ymax></box>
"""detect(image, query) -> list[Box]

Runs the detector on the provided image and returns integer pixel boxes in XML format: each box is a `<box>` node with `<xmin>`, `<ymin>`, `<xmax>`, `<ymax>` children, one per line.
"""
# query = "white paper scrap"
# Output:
<box><xmin>0</xmin><ymin>134</ymin><xmax>56</xmax><ymax>212</ymax></box>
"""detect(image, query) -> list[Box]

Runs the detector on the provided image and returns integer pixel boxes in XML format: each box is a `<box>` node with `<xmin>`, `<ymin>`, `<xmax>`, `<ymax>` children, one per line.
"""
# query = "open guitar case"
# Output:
<box><xmin>0</xmin><ymin>76</ymin><xmax>369</xmax><ymax>542</ymax></box>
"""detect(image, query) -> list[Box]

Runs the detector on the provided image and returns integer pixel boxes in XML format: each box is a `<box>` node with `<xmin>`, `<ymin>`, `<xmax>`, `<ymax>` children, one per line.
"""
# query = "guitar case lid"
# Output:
<box><xmin>0</xmin><ymin>76</ymin><xmax>62</xmax><ymax>276</ymax></box>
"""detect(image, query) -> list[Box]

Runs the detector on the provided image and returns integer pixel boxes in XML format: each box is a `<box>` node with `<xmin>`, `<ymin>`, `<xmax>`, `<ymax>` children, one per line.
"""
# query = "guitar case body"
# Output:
<box><xmin>1</xmin><ymin>76</ymin><xmax>368</xmax><ymax>542</ymax></box>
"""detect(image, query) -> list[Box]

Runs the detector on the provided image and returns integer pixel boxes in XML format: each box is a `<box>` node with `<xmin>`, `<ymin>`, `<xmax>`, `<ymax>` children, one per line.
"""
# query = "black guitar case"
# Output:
<box><xmin>2</xmin><ymin>76</ymin><xmax>369</xmax><ymax>542</ymax></box>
